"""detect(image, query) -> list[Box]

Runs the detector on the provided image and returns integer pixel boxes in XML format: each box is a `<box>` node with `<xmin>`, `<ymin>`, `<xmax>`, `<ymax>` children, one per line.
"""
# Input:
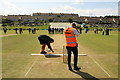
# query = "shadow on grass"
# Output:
<box><xmin>45</xmin><ymin>55</ymin><xmax>61</xmax><ymax>58</ymax></box>
<box><xmin>70</xmin><ymin>70</ymin><xmax>99</xmax><ymax>80</ymax></box>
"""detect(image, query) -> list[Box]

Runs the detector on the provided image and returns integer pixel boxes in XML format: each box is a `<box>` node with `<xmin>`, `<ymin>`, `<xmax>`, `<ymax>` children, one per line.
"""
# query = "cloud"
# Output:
<box><xmin>4</xmin><ymin>1</ymin><xmax>17</xmax><ymax>8</ymax></box>
<box><xmin>119</xmin><ymin>1</ymin><xmax>120</xmax><ymax>15</ymax></box>
<box><xmin>0</xmin><ymin>1</ymin><xmax>118</xmax><ymax>16</ymax></box>
<box><xmin>73</xmin><ymin>0</ymin><xmax>84</xmax><ymax>4</ymax></box>
<box><xmin>45</xmin><ymin>5</ymin><xmax>117</xmax><ymax>16</ymax></box>
<box><xmin>78</xmin><ymin>0</ymin><xmax>119</xmax><ymax>2</ymax></box>
<box><xmin>1</xmin><ymin>1</ymin><xmax>32</xmax><ymax>15</ymax></box>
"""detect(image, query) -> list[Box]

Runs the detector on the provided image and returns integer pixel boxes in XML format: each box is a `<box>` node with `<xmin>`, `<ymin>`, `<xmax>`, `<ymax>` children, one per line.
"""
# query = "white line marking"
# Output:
<box><xmin>0</xmin><ymin>34</ymin><xmax>17</xmax><ymax>37</ymax></box>
<box><xmin>24</xmin><ymin>61</ymin><xmax>89</xmax><ymax>64</ymax></box>
<box><xmin>31</xmin><ymin>53</ymin><xmax>87</xmax><ymax>56</ymax></box>
<box><xmin>88</xmin><ymin>55</ymin><xmax>111</xmax><ymax>77</ymax></box>
<box><xmin>25</xmin><ymin>57</ymin><xmax>38</xmax><ymax>77</ymax></box>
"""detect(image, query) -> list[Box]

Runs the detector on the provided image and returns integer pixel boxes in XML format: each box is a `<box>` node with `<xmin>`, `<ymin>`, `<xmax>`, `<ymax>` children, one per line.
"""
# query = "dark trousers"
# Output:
<box><xmin>66</xmin><ymin>46</ymin><xmax>78</xmax><ymax>68</ymax></box>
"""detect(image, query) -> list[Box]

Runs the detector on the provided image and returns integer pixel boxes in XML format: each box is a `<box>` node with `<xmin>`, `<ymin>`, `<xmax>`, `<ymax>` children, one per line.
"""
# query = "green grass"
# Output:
<box><xmin>2</xmin><ymin>30</ymin><xmax>118</xmax><ymax>78</ymax></box>
<box><xmin>2</xmin><ymin>25</ymin><xmax>49</xmax><ymax>29</ymax></box>
<box><xmin>77</xmin><ymin>31</ymin><xmax>118</xmax><ymax>77</ymax></box>
<box><xmin>2</xmin><ymin>30</ymin><xmax>49</xmax><ymax>78</ymax></box>
<box><xmin>78</xmin><ymin>31</ymin><xmax>118</xmax><ymax>54</ymax></box>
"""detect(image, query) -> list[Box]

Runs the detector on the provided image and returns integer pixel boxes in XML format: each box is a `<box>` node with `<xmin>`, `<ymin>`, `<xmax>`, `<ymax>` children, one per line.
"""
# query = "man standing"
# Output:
<box><xmin>106</xmin><ymin>28</ymin><xmax>109</xmax><ymax>35</ymax></box>
<box><xmin>28</xmin><ymin>27</ymin><xmax>31</xmax><ymax>34</ymax></box>
<box><xmin>64</xmin><ymin>23</ymin><xmax>80</xmax><ymax>71</ymax></box>
<box><xmin>19</xmin><ymin>28</ymin><xmax>23</xmax><ymax>34</ymax></box>
<box><xmin>14</xmin><ymin>28</ymin><xmax>18</xmax><ymax>34</ymax></box>
<box><xmin>48</xmin><ymin>26</ymin><xmax>51</xmax><ymax>34</ymax></box>
<box><xmin>79</xmin><ymin>26</ymin><xmax>82</xmax><ymax>34</ymax></box>
<box><xmin>3</xmin><ymin>27</ymin><xmax>7</xmax><ymax>34</ymax></box>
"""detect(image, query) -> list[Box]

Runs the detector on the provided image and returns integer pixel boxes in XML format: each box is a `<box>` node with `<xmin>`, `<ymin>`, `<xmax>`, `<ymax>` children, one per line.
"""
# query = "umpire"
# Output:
<box><xmin>64</xmin><ymin>23</ymin><xmax>81</xmax><ymax>71</ymax></box>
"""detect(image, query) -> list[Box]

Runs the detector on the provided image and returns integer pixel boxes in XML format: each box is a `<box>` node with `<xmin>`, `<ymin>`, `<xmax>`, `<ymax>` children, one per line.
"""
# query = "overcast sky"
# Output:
<box><xmin>0</xmin><ymin>0</ymin><xmax>119</xmax><ymax>16</ymax></box>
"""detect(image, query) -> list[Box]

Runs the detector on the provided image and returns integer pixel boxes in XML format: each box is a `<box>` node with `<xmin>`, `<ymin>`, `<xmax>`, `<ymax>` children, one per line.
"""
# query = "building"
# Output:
<box><xmin>1</xmin><ymin>13</ymin><xmax>119</xmax><ymax>27</ymax></box>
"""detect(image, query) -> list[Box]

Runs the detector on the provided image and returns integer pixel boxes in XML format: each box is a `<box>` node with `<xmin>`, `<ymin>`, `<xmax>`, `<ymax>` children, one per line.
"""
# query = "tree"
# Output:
<box><xmin>68</xmin><ymin>18</ymin><xmax>73</xmax><ymax>23</ymax></box>
<box><xmin>49</xmin><ymin>18</ymin><xmax>54</xmax><ymax>22</ymax></box>
<box><xmin>18</xmin><ymin>19</ymin><xmax>22</xmax><ymax>26</ymax></box>
<box><xmin>34</xmin><ymin>19</ymin><xmax>39</xmax><ymax>26</ymax></box>
<box><xmin>2</xmin><ymin>19</ymin><xmax>14</xmax><ymax>26</ymax></box>
<box><xmin>57</xmin><ymin>15</ymin><xmax>60</xmax><ymax>18</ymax></box>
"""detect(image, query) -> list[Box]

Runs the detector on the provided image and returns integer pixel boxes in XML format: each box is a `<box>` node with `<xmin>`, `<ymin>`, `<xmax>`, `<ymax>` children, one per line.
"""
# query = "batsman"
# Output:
<box><xmin>64</xmin><ymin>22</ymin><xmax>81</xmax><ymax>71</ymax></box>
